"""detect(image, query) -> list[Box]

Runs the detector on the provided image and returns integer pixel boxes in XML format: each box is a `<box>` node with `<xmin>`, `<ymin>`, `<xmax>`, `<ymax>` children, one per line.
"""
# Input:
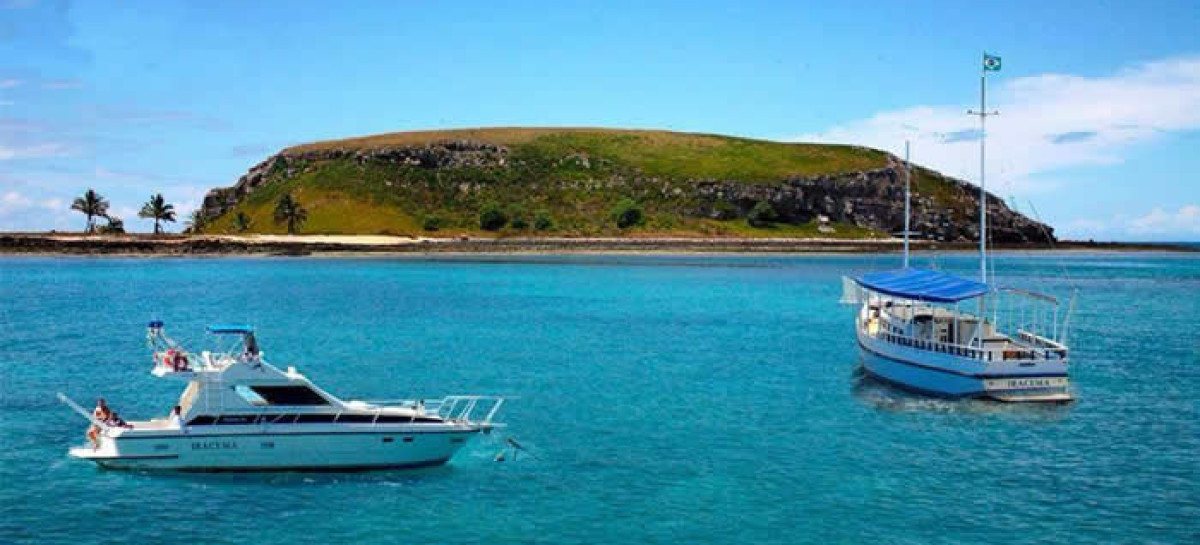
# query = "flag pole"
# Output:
<box><xmin>980</xmin><ymin>61</ymin><xmax>986</xmax><ymax>284</ymax></box>
<box><xmin>903</xmin><ymin>140</ymin><xmax>910</xmax><ymax>269</ymax></box>
<box><xmin>968</xmin><ymin>52</ymin><xmax>999</xmax><ymax>284</ymax></box>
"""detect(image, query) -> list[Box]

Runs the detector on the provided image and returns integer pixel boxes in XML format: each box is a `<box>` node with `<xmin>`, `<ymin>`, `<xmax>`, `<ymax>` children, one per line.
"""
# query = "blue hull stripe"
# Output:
<box><xmin>86</xmin><ymin>454</ymin><xmax>181</xmax><ymax>461</ymax></box>
<box><xmin>95</xmin><ymin>458</ymin><xmax>452</xmax><ymax>473</ymax></box>
<box><xmin>115</xmin><ymin>429</ymin><xmax>479</xmax><ymax>441</ymax></box>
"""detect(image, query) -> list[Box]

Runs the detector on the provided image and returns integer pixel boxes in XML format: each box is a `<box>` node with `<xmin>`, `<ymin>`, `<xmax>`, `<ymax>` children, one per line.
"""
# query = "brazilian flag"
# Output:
<box><xmin>983</xmin><ymin>53</ymin><xmax>1002</xmax><ymax>72</ymax></box>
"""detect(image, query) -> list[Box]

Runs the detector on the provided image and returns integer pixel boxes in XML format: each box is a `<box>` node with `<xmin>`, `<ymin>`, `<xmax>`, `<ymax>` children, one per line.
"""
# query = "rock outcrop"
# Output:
<box><xmin>691</xmin><ymin>164</ymin><xmax>1050</xmax><ymax>243</ymax></box>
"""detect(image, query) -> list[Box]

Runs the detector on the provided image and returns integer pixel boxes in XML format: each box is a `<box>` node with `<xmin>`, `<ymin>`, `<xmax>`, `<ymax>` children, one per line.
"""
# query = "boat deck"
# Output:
<box><xmin>864</xmin><ymin>303</ymin><xmax>1067</xmax><ymax>361</ymax></box>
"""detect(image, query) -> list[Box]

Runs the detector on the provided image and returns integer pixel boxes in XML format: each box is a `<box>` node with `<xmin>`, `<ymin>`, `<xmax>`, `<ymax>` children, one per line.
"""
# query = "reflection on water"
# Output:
<box><xmin>125</xmin><ymin>462</ymin><xmax>459</xmax><ymax>487</ymax></box>
<box><xmin>2</xmin><ymin>253</ymin><xmax>1194</xmax><ymax>545</ymax></box>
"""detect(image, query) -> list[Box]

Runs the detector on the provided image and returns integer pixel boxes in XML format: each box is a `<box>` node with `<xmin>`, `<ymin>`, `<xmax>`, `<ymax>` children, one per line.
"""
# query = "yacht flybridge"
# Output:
<box><xmin>842</xmin><ymin>55</ymin><xmax>1075</xmax><ymax>402</ymax></box>
<box><xmin>63</xmin><ymin>322</ymin><xmax>506</xmax><ymax>471</ymax></box>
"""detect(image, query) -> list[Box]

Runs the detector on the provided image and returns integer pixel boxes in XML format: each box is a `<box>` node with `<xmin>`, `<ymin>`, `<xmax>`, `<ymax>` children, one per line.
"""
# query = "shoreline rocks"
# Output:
<box><xmin>2</xmin><ymin>234</ymin><xmax>1189</xmax><ymax>256</ymax></box>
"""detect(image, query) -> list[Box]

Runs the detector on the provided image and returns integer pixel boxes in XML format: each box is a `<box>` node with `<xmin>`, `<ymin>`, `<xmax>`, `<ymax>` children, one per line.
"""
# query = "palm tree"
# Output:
<box><xmin>70</xmin><ymin>189</ymin><xmax>110</xmax><ymax>233</ymax></box>
<box><xmin>273</xmin><ymin>194</ymin><xmax>307</xmax><ymax>235</ymax></box>
<box><xmin>186</xmin><ymin>209</ymin><xmax>208</xmax><ymax>234</ymax></box>
<box><xmin>138</xmin><ymin>193</ymin><xmax>176</xmax><ymax>234</ymax></box>
<box><xmin>232</xmin><ymin>211</ymin><xmax>252</xmax><ymax>233</ymax></box>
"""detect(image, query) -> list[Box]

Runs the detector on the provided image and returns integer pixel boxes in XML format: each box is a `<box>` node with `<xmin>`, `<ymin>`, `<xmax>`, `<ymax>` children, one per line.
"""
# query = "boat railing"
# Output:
<box><xmin>861</xmin><ymin>317</ymin><xmax>1065</xmax><ymax>362</ymax></box>
<box><xmin>150</xmin><ymin>349</ymin><xmax>258</xmax><ymax>376</ymax></box>
<box><xmin>436</xmin><ymin>396</ymin><xmax>506</xmax><ymax>426</ymax></box>
<box><xmin>355</xmin><ymin>395</ymin><xmax>507</xmax><ymax>427</ymax></box>
<box><xmin>1016</xmin><ymin>330</ymin><xmax>1069</xmax><ymax>359</ymax></box>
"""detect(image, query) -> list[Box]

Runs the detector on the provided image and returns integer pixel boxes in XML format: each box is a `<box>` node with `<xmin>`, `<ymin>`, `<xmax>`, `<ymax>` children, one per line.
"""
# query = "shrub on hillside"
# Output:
<box><xmin>712</xmin><ymin>200</ymin><xmax>740</xmax><ymax>220</ymax></box>
<box><xmin>747</xmin><ymin>200</ymin><xmax>779</xmax><ymax>227</ymax></box>
<box><xmin>610</xmin><ymin>198</ymin><xmax>645</xmax><ymax>229</ymax></box>
<box><xmin>509</xmin><ymin>205</ymin><xmax>529</xmax><ymax>229</ymax></box>
<box><xmin>232</xmin><ymin>212</ymin><xmax>252</xmax><ymax>233</ymax></box>
<box><xmin>479</xmin><ymin>202</ymin><xmax>508</xmax><ymax>231</ymax></box>
<box><xmin>534</xmin><ymin>210</ymin><xmax>554</xmax><ymax>231</ymax></box>
<box><xmin>97</xmin><ymin>216</ymin><xmax>125</xmax><ymax>234</ymax></box>
<box><xmin>423</xmin><ymin>215</ymin><xmax>443</xmax><ymax>231</ymax></box>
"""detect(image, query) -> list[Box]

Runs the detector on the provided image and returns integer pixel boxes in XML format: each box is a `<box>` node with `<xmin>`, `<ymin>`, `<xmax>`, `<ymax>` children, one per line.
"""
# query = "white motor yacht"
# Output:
<box><xmin>64</xmin><ymin>322</ymin><xmax>505</xmax><ymax>471</ymax></box>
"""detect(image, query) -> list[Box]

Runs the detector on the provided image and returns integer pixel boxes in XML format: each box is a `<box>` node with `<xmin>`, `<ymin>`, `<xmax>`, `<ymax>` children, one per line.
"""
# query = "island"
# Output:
<box><xmin>7</xmin><ymin>127</ymin><xmax>1191</xmax><ymax>255</ymax></box>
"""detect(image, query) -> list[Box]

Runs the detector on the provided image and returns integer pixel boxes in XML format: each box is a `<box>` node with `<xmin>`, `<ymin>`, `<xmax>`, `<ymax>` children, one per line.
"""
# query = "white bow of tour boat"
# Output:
<box><xmin>62</xmin><ymin>322</ymin><xmax>507</xmax><ymax>471</ymax></box>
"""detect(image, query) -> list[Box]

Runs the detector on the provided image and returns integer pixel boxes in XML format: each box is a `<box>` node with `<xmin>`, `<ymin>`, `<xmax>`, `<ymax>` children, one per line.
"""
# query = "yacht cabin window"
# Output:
<box><xmin>237</xmin><ymin>385</ymin><xmax>330</xmax><ymax>406</ymax></box>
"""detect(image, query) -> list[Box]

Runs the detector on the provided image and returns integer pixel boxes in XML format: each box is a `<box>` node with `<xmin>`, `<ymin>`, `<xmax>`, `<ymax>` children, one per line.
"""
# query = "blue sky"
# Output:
<box><xmin>1</xmin><ymin>0</ymin><xmax>1198</xmax><ymax>240</ymax></box>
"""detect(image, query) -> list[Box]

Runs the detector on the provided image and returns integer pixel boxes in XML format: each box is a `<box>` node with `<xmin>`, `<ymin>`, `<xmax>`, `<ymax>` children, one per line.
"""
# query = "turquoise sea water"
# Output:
<box><xmin>0</xmin><ymin>253</ymin><xmax>1196</xmax><ymax>544</ymax></box>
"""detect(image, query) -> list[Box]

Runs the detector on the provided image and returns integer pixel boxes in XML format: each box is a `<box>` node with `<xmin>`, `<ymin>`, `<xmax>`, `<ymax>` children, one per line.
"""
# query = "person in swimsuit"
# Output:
<box><xmin>87</xmin><ymin>398</ymin><xmax>112</xmax><ymax>449</ymax></box>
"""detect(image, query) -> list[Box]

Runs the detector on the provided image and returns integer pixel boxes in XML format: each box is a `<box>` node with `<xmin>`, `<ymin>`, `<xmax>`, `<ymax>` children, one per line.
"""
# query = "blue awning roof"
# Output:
<box><xmin>855</xmin><ymin>268</ymin><xmax>989</xmax><ymax>303</ymax></box>
<box><xmin>207</xmin><ymin>324</ymin><xmax>254</xmax><ymax>335</ymax></box>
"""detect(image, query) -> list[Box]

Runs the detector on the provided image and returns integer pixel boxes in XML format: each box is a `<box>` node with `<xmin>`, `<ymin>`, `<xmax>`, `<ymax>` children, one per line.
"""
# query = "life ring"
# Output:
<box><xmin>161</xmin><ymin>350</ymin><xmax>177</xmax><ymax>367</ymax></box>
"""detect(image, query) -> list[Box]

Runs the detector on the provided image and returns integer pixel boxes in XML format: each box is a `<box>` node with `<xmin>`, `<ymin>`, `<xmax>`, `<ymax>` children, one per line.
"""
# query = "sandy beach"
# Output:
<box><xmin>0</xmin><ymin>232</ymin><xmax>1192</xmax><ymax>256</ymax></box>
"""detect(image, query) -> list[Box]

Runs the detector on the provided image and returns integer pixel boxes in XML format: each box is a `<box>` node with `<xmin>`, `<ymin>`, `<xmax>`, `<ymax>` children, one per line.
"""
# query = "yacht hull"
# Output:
<box><xmin>69</xmin><ymin>427</ymin><xmax>481</xmax><ymax>471</ymax></box>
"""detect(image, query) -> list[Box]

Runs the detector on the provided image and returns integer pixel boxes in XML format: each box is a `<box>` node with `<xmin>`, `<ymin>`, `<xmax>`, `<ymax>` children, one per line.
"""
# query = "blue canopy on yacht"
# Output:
<box><xmin>855</xmin><ymin>268</ymin><xmax>989</xmax><ymax>303</ymax></box>
<box><xmin>206</xmin><ymin>324</ymin><xmax>254</xmax><ymax>335</ymax></box>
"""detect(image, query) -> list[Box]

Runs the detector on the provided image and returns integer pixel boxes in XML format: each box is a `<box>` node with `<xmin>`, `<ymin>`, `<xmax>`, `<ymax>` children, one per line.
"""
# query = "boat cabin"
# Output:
<box><xmin>851</xmin><ymin>268</ymin><xmax>1069</xmax><ymax>362</ymax></box>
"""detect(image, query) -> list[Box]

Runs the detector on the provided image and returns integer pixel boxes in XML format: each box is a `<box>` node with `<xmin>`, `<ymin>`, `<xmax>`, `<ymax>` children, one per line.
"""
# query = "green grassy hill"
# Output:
<box><xmin>285</xmin><ymin>128</ymin><xmax>888</xmax><ymax>181</ymax></box>
<box><xmin>201</xmin><ymin>127</ymin><xmax>1049</xmax><ymax>242</ymax></box>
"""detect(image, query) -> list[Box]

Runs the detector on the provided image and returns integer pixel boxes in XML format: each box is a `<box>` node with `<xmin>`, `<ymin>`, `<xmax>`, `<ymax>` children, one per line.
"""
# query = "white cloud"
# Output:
<box><xmin>0</xmin><ymin>190</ymin><xmax>74</xmax><ymax>231</ymax></box>
<box><xmin>1059</xmin><ymin>204</ymin><xmax>1200</xmax><ymax>240</ymax></box>
<box><xmin>1128</xmin><ymin>205</ymin><xmax>1200</xmax><ymax>236</ymax></box>
<box><xmin>0</xmin><ymin>78</ymin><xmax>21</xmax><ymax>89</ymax></box>
<box><xmin>0</xmin><ymin>190</ymin><xmax>33</xmax><ymax>211</ymax></box>
<box><xmin>108</xmin><ymin>205</ymin><xmax>138</xmax><ymax>223</ymax></box>
<box><xmin>0</xmin><ymin>142</ymin><xmax>71</xmax><ymax>160</ymax></box>
<box><xmin>795</xmin><ymin>56</ymin><xmax>1200</xmax><ymax>197</ymax></box>
<box><xmin>42</xmin><ymin>78</ymin><xmax>82</xmax><ymax>90</ymax></box>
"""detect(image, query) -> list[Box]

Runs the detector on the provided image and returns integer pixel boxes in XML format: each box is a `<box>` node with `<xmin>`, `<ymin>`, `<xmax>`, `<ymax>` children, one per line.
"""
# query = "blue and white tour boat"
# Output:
<box><xmin>843</xmin><ymin>56</ymin><xmax>1074</xmax><ymax>402</ymax></box>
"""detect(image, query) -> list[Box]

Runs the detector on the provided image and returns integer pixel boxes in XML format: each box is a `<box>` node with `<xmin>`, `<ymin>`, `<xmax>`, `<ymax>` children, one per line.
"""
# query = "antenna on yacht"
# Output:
<box><xmin>903</xmin><ymin>140</ymin><xmax>911</xmax><ymax>269</ymax></box>
<box><xmin>969</xmin><ymin>52</ymin><xmax>1001</xmax><ymax>284</ymax></box>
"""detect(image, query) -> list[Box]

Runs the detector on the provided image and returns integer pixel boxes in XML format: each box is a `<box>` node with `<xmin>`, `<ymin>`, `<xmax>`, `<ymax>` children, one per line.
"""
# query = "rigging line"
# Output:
<box><xmin>1006</xmin><ymin>198</ymin><xmax>1054</xmax><ymax>333</ymax></box>
<box><xmin>1025</xmin><ymin>199</ymin><xmax>1077</xmax><ymax>291</ymax></box>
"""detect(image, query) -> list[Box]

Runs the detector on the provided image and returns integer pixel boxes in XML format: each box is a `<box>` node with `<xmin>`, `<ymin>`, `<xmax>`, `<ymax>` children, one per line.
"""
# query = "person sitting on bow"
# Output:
<box><xmin>87</xmin><ymin>398</ymin><xmax>112</xmax><ymax>449</ymax></box>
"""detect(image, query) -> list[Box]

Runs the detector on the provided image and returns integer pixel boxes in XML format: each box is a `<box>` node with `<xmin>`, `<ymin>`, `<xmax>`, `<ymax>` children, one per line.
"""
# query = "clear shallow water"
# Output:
<box><xmin>0</xmin><ymin>253</ymin><xmax>1196</xmax><ymax>545</ymax></box>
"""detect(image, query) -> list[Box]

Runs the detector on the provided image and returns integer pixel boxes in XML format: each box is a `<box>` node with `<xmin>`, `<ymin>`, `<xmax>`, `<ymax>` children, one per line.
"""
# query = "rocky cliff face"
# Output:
<box><xmin>202</xmin><ymin>140</ymin><xmax>1053</xmax><ymax>243</ymax></box>
<box><xmin>691</xmin><ymin>164</ymin><xmax>1051</xmax><ymax>243</ymax></box>
<box><xmin>202</xmin><ymin>140</ymin><xmax>509</xmax><ymax>219</ymax></box>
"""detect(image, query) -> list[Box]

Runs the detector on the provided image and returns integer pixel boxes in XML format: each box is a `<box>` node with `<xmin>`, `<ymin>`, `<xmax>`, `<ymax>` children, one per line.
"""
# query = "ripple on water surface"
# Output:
<box><xmin>0</xmin><ymin>253</ymin><xmax>1196</xmax><ymax>545</ymax></box>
